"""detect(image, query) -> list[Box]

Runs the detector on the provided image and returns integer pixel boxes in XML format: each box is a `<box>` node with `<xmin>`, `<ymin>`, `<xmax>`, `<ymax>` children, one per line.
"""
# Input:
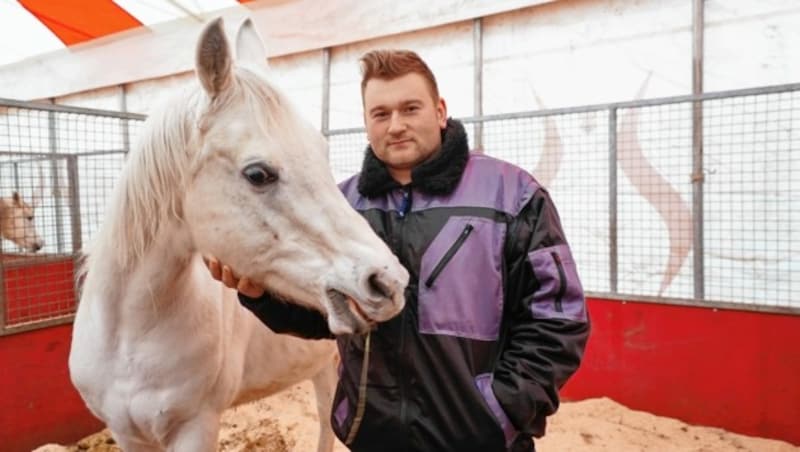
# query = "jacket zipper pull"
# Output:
<box><xmin>398</xmin><ymin>187</ymin><xmax>412</xmax><ymax>218</ymax></box>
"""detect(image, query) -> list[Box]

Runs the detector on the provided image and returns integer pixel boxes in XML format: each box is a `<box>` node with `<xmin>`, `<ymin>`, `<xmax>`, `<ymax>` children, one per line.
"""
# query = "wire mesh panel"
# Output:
<box><xmin>0</xmin><ymin>101</ymin><xmax>143</xmax><ymax>334</ymax></box>
<box><xmin>324</xmin><ymin>84</ymin><xmax>800</xmax><ymax>313</ymax></box>
<box><xmin>615</xmin><ymin>103</ymin><xmax>695</xmax><ymax>300</ymax></box>
<box><xmin>76</xmin><ymin>151</ymin><xmax>128</xmax><ymax>246</ymax></box>
<box><xmin>703</xmin><ymin>90</ymin><xmax>799</xmax><ymax>308</ymax></box>
<box><xmin>328</xmin><ymin>129</ymin><xmax>367</xmax><ymax>183</ymax></box>
<box><xmin>1</xmin><ymin>83</ymin><xmax>798</xmax><ymax>334</ymax></box>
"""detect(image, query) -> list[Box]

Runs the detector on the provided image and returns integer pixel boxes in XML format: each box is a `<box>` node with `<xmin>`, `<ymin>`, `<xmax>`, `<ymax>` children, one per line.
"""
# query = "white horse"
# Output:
<box><xmin>0</xmin><ymin>191</ymin><xmax>44</xmax><ymax>252</ymax></box>
<box><xmin>69</xmin><ymin>18</ymin><xmax>408</xmax><ymax>452</ymax></box>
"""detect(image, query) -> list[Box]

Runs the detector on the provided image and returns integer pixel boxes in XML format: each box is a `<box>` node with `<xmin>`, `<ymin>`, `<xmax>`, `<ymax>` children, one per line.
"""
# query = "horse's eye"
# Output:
<box><xmin>26</xmin><ymin>216</ymin><xmax>34</xmax><ymax>221</ymax></box>
<box><xmin>242</xmin><ymin>163</ymin><xmax>278</xmax><ymax>187</ymax></box>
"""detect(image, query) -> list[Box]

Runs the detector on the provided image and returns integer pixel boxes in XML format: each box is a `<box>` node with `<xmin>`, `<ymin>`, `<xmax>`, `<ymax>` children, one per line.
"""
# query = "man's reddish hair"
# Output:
<box><xmin>359</xmin><ymin>50</ymin><xmax>439</xmax><ymax>101</ymax></box>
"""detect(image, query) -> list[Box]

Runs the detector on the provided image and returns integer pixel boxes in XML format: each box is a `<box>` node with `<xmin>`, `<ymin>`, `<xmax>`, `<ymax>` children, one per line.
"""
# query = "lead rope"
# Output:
<box><xmin>344</xmin><ymin>331</ymin><xmax>371</xmax><ymax>446</ymax></box>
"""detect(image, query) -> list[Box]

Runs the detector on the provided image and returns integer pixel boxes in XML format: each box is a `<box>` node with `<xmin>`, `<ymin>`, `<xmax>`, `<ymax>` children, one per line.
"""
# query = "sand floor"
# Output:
<box><xmin>33</xmin><ymin>381</ymin><xmax>799</xmax><ymax>452</ymax></box>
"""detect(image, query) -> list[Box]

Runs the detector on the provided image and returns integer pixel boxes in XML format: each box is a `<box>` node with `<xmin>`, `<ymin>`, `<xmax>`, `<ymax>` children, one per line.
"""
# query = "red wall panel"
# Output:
<box><xmin>1</xmin><ymin>296</ymin><xmax>798</xmax><ymax>450</ymax></box>
<box><xmin>562</xmin><ymin>298</ymin><xmax>800</xmax><ymax>446</ymax></box>
<box><xmin>3</xmin><ymin>257</ymin><xmax>76</xmax><ymax>325</ymax></box>
<box><xmin>0</xmin><ymin>324</ymin><xmax>103</xmax><ymax>452</ymax></box>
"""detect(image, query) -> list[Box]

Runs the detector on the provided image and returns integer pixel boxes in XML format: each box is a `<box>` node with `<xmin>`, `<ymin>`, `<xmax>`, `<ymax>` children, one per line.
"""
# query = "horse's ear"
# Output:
<box><xmin>11</xmin><ymin>191</ymin><xmax>21</xmax><ymax>206</ymax></box>
<box><xmin>235</xmin><ymin>18</ymin><xmax>269</xmax><ymax>70</ymax></box>
<box><xmin>196</xmin><ymin>17</ymin><xmax>233</xmax><ymax>99</ymax></box>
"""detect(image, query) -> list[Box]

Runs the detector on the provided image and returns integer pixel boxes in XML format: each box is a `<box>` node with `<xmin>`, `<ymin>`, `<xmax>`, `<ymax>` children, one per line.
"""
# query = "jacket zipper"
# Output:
<box><xmin>398</xmin><ymin>187</ymin><xmax>412</xmax><ymax>218</ymax></box>
<box><xmin>551</xmin><ymin>251</ymin><xmax>566</xmax><ymax>313</ymax></box>
<box><xmin>424</xmin><ymin>224</ymin><xmax>474</xmax><ymax>288</ymax></box>
<box><xmin>396</xmin><ymin>187</ymin><xmax>411</xmax><ymax>440</ymax></box>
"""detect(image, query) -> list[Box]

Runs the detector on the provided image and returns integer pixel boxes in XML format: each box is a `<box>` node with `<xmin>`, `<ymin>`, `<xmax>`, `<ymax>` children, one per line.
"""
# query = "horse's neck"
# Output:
<box><xmin>86</xmin><ymin>220</ymin><xmax>199</xmax><ymax>329</ymax></box>
<box><xmin>126</xmin><ymin>221</ymin><xmax>196</xmax><ymax>304</ymax></box>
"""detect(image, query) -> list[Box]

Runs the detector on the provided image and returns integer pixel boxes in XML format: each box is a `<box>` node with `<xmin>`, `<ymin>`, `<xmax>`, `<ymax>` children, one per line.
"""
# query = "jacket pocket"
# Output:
<box><xmin>474</xmin><ymin>373</ymin><xmax>518</xmax><ymax>449</ymax></box>
<box><xmin>418</xmin><ymin>216</ymin><xmax>506</xmax><ymax>340</ymax></box>
<box><xmin>424</xmin><ymin>223</ymin><xmax>474</xmax><ymax>287</ymax></box>
<box><xmin>528</xmin><ymin>244</ymin><xmax>587</xmax><ymax>322</ymax></box>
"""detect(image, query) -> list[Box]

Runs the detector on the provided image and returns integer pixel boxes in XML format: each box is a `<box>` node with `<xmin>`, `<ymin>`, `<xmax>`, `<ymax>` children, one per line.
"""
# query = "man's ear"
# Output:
<box><xmin>437</xmin><ymin>97</ymin><xmax>448</xmax><ymax>128</ymax></box>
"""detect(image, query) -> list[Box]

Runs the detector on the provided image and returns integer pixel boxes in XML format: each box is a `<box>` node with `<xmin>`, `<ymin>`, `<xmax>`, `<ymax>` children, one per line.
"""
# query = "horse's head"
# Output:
<box><xmin>0</xmin><ymin>192</ymin><xmax>44</xmax><ymax>252</ymax></box>
<box><xmin>182</xmin><ymin>18</ymin><xmax>408</xmax><ymax>335</ymax></box>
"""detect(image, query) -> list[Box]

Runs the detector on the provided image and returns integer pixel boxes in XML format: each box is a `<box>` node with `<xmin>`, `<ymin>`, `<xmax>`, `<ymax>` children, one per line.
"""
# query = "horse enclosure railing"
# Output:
<box><xmin>1</xmin><ymin>82</ymin><xmax>798</xmax><ymax>335</ymax></box>
<box><xmin>0</xmin><ymin>99</ymin><xmax>145</xmax><ymax>335</ymax></box>
<box><xmin>328</xmin><ymin>82</ymin><xmax>800</xmax><ymax>314</ymax></box>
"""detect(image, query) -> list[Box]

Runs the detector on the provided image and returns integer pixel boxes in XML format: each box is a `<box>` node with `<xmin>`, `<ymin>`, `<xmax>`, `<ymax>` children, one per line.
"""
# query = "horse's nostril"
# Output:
<box><xmin>33</xmin><ymin>243</ymin><xmax>43</xmax><ymax>252</ymax></box>
<box><xmin>368</xmin><ymin>273</ymin><xmax>393</xmax><ymax>300</ymax></box>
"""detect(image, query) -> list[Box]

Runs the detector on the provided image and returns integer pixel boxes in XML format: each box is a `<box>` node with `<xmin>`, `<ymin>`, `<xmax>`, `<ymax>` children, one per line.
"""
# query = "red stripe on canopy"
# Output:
<box><xmin>19</xmin><ymin>0</ymin><xmax>142</xmax><ymax>46</ymax></box>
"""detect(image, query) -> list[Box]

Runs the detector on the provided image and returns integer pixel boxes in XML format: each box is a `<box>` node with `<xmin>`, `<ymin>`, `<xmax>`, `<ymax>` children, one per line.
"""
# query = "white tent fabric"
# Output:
<box><xmin>0</xmin><ymin>0</ymin><xmax>553</xmax><ymax>101</ymax></box>
<box><xmin>0</xmin><ymin>0</ymin><xmax>240</xmax><ymax>67</ymax></box>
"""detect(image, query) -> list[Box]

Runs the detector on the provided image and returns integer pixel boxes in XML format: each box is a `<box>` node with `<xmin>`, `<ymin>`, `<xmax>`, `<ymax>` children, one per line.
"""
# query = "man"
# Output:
<box><xmin>208</xmin><ymin>49</ymin><xmax>589</xmax><ymax>452</ymax></box>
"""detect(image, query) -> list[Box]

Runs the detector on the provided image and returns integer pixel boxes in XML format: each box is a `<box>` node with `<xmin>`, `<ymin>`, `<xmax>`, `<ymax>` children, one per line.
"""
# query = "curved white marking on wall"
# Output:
<box><xmin>618</xmin><ymin>73</ymin><xmax>693</xmax><ymax>296</ymax></box>
<box><xmin>530</xmin><ymin>89</ymin><xmax>563</xmax><ymax>189</ymax></box>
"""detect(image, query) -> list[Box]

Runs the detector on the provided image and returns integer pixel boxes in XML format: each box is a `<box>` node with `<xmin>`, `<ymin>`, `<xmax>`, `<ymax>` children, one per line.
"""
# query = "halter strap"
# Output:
<box><xmin>344</xmin><ymin>331</ymin><xmax>371</xmax><ymax>446</ymax></box>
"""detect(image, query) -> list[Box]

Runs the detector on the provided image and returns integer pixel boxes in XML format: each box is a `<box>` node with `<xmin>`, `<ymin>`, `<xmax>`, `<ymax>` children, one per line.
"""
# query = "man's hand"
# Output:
<box><xmin>204</xmin><ymin>256</ymin><xmax>266</xmax><ymax>299</ymax></box>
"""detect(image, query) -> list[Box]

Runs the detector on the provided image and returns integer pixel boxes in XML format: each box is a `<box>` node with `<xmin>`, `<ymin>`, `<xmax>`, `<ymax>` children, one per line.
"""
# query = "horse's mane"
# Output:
<box><xmin>83</xmin><ymin>68</ymin><xmax>299</xmax><ymax>277</ymax></box>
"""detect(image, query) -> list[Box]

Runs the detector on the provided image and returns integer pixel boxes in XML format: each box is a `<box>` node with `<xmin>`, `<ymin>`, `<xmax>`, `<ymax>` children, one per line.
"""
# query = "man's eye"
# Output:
<box><xmin>242</xmin><ymin>163</ymin><xmax>279</xmax><ymax>187</ymax></box>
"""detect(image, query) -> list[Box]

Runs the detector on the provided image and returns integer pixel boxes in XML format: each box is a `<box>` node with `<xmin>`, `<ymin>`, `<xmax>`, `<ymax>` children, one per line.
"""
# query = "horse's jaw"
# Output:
<box><xmin>322</xmin><ymin>289</ymin><xmax>381</xmax><ymax>335</ymax></box>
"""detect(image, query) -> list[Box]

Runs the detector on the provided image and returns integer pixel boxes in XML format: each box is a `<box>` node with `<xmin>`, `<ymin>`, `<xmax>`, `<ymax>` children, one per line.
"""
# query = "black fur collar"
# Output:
<box><xmin>357</xmin><ymin>118</ymin><xmax>469</xmax><ymax>197</ymax></box>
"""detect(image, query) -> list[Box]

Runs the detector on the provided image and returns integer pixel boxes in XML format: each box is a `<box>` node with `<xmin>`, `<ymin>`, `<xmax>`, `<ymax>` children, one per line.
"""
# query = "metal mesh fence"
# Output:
<box><xmin>1</xmin><ymin>83</ymin><xmax>798</xmax><ymax>334</ymax></box>
<box><xmin>0</xmin><ymin>101</ymin><xmax>143</xmax><ymax>334</ymax></box>
<box><xmin>702</xmin><ymin>90</ymin><xmax>798</xmax><ymax>308</ymax></box>
<box><xmin>329</xmin><ymin>84</ymin><xmax>800</xmax><ymax>312</ymax></box>
<box><xmin>615</xmin><ymin>103</ymin><xmax>695</xmax><ymax>300</ymax></box>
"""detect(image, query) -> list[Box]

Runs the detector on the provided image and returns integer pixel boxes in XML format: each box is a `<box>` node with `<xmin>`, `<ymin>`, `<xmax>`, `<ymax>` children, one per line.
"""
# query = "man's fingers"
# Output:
<box><xmin>206</xmin><ymin>258</ymin><xmax>264</xmax><ymax>297</ymax></box>
<box><xmin>206</xmin><ymin>257</ymin><xmax>222</xmax><ymax>281</ymax></box>
<box><xmin>237</xmin><ymin>276</ymin><xmax>252</xmax><ymax>293</ymax></box>
<box><xmin>221</xmin><ymin>265</ymin><xmax>238</xmax><ymax>288</ymax></box>
<box><xmin>239</xmin><ymin>276</ymin><xmax>266</xmax><ymax>299</ymax></box>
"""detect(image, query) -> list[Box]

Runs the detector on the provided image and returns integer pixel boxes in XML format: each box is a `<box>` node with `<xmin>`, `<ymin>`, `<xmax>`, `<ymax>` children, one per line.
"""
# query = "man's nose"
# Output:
<box><xmin>387</xmin><ymin>112</ymin><xmax>406</xmax><ymax>134</ymax></box>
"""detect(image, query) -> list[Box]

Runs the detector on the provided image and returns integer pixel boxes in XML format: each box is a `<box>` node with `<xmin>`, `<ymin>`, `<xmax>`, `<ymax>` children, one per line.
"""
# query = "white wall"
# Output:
<box><xmin>4</xmin><ymin>0</ymin><xmax>797</xmax><ymax>308</ymax></box>
<box><xmin>705</xmin><ymin>0</ymin><xmax>800</xmax><ymax>90</ymax></box>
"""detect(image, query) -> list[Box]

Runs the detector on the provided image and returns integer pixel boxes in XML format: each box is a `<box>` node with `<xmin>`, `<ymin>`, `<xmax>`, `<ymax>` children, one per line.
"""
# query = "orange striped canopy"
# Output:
<box><xmin>2</xmin><ymin>0</ymin><xmax>255</xmax><ymax>66</ymax></box>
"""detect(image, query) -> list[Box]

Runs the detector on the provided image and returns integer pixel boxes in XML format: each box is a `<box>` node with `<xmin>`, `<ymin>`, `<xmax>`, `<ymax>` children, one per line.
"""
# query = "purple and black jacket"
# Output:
<box><xmin>240</xmin><ymin>119</ymin><xmax>589</xmax><ymax>452</ymax></box>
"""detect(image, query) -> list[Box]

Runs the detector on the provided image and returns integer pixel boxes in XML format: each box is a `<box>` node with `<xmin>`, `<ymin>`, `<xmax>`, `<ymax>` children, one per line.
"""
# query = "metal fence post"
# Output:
<box><xmin>692</xmin><ymin>0</ymin><xmax>705</xmax><ymax>300</ymax></box>
<box><xmin>608</xmin><ymin>107</ymin><xmax>618</xmax><ymax>294</ymax></box>
<box><xmin>48</xmin><ymin>111</ymin><xmax>65</xmax><ymax>253</ymax></box>
<box><xmin>67</xmin><ymin>155</ymin><xmax>82</xmax><ymax>253</ymax></box>
<box><xmin>473</xmin><ymin>18</ymin><xmax>483</xmax><ymax>151</ymax></box>
<box><xmin>321</xmin><ymin>48</ymin><xmax>331</xmax><ymax>136</ymax></box>
<box><xmin>121</xmin><ymin>85</ymin><xmax>131</xmax><ymax>155</ymax></box>
<box><xmin>12</xmin><ymin>162</ymin><xmax>20</xmax><ymax>192</ymax></box>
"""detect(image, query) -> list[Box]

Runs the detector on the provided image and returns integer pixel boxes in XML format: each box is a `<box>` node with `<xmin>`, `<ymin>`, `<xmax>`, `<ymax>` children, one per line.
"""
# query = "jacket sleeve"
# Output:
<box><xmin>239</xmin><ymin>292</ymin><xmax>335</xmax><ymax>340</ymax></box>
<box><xmin>492</xmin><ymin>188</ymin><xmax>590</xmax><ymax>438</ymax></box>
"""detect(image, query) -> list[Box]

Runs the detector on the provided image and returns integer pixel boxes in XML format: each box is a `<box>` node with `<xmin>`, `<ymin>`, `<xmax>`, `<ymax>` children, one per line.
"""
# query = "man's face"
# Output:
<box><xmin>363</xmin><ymin>73</ymin><xmax>447</xmax><ymax>183</ymax></box>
